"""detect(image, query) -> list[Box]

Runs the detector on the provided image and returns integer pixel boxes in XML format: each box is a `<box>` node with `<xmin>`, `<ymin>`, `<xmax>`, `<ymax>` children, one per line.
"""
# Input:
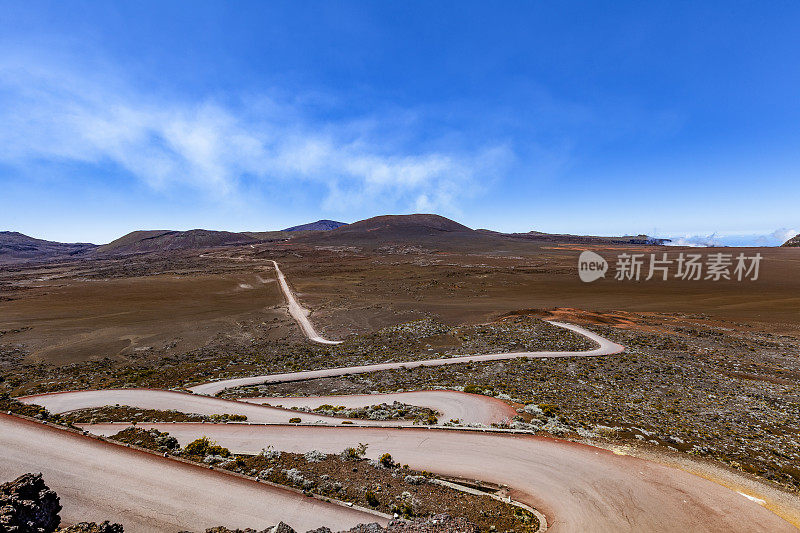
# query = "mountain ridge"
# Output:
<box><xmin>283</xmin><ymin>220</ymin><xmax>347</xmax><ymax>232</ymax></box>
<box><xmin>96</xmin><ymin>229</ymin><xmax>256</xmax><ymax>255</ymax></box>
<box><xmin>0</xmin><ymin>214</ymin><xmax>705</xmax><ymax>262</ymax></box>
<box><xmin>0</xmin><ymin>231</ymin><xmax>97</xmax><ymax>263</ymax></box>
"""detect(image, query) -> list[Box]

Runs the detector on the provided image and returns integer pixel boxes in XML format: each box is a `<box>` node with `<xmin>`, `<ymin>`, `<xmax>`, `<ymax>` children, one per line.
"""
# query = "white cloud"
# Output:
<box><xmin>0</xmin><ymin>56</ymin><xmax>512</xmax><ymax>214</ymax></box>
<box><xmin>665</xmin><ymin>228</ymin><xmax>797</xmax><ymax>247</ymax></box>
<box><xmin>769</xmin><ymin>227</ymin><xmax>798</xmax><ymax>244</ymax></box>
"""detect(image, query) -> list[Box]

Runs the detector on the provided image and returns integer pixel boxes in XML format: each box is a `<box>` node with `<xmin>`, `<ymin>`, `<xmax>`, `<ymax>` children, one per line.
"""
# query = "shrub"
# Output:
<box><xmin>289</xmin><ymin>417</ymin><xmax>301</xmax><ymax>424</ymax></box>
<box><xmin>342</xmin><ymin>442</ymin><xmax>368</xmax><ymax>460</ymax></box>
<box><xmin>304</xmin><ymin>450</ymin><xmax>327</xmax><ymax>463</ymax></box>
<box><xmin>209</xmin><ymin>413</ymin><xmax>247</xmax><ymax>422</ymax></box>
<box><xmin>379</xmin><ymin>453</ymin><xmax>395</xmax><ymax>468</ymax></box>
<box><xmin>365</xmin><ymin>490</ymin><xmax>379</xmax><ymax>507</ymax></box>
<box><xmin>284</xmin><ymin>468</ymin><xmax>305</xmax><ymax>485</ymax></box>
<box><xmin>391</xmin><ymin>501</ymin><xmax>415</xmax><ymax>519</ymax></box>
<box><xmin>539</xmin><ymin>403</ymin><xmax>559</xmax><ymax>418</ymax></box>
<box><xmin>418</xmin><ymin>414</ymin><xmax>438</xmax><ymax>425</ymax></box>
<box><xmin>185</xmin><ymin>437</ymin><xmax>230</xmax><ymax>458</ymax></box>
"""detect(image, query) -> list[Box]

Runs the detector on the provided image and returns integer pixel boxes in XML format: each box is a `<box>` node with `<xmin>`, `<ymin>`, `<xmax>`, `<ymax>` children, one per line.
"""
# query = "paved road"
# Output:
<box><xmin>85</xmin><ymin>423</ymin><xmax>800</xmax><ymax>533</ymax></box>
<box><xmin>271</xmin><ymin>261</ymin><xmax>341</xmax><ymax>345</ymax></box>
<box><xmin>0</xmin><ymin>414</ymin><xmax>383</xmax><ymax>532</ymax></box>
<box><xmin>188</xmin><ymin>321</ymin><xmax>623</xmax><ymax>396</ymax></box>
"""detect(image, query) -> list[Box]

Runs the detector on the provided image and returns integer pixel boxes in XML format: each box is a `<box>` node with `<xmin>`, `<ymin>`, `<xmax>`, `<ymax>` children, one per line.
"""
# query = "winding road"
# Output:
<box><xmin>187</xmin><ymin>320</ymin><xmax>622</xmax><ymax>396</ymax></box>
<box><xmin>5</xmin><ymin>261</ymin><xmax>800</xmax><ymax>532</ymax></box>
<box><xmin>0</xmin><ymin>414</ymin><xmax>383</xmax><ymax>531</ymax></box>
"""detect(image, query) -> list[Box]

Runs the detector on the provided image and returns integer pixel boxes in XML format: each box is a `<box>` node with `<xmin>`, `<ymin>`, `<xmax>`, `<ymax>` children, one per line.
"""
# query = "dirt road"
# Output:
<box><xmin>244</xmin><ymin>390</ymin><xmax>518</xmax><ymax>425</ymax></box>
<box><xmin>84</xmin><ymin>423</ymin><xmax>800</xmax><ymax>533</ymax></box>
<box><xmin>272</xmin><ymin>260</ymin><xmax>341</xmax><ymax>344</ymax></box>
<box><xmin>0</xmin><ymin>414</ymin><xmax>384</xmax><ymax>531</ymax></box>
<box><xmin>188</xmin><ymin>320</ymin><xmax>623</xmax><ymax>396</ymax></box>
<box><xmin>22</xmin><ymin>388</ymin><xmax>518</xmax><ymax>427</ymax></box>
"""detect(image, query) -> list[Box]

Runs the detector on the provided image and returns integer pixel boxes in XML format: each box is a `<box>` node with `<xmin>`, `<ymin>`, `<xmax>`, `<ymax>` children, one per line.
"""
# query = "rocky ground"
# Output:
<box><xmin>241</xmin><ymin>312</ymin><xmax>800</xmax><ymax>491</ymax></box>
<box><xmin>3</xmin><ymin>310</ymin><xmax>800</xmax><ymax>493</ymax></box>
<box><xmin>0</xmin><ymin>318</ymin><xmax>589</xmax><ymax>397</ymax></box>
<box><xmin>196</xmin><ymin>514</ymin><xmax>480</xmax><ymax>533</ymax></box>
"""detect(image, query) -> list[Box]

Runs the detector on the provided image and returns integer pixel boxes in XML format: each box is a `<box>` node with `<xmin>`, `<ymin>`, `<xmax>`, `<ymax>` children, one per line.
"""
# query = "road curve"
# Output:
<box><xmin>271</xmin><ymin>261</ymin><xmax>341</xmax><ymax>345</ymax></box>
<box><xmin>243</xmin><ymin>390</ymin><xmax>519</xmax><ymax>426</ymax></box>
<box><xmin>85</xmin><ymin>423</ymin><xmax>800</xmax><ymax>533</ymax></box>
<box><xmin>20</xmin><ymin>388</ymin><xmax>494</xmax><ymax>427</ymax></box>
<box><xmin>20</xmin><ymin>388</ymin><xmax>518</xmax><ymax>427</ymax></box>
<box><xmin>0</xmin><ymin>414</ymin><xmax>383</xmax><ymax>532</ymax></box>
<box><xmin>188</xmin><ymin>321</ymin><xmax>623</xmax><ymax>396</ymax></box>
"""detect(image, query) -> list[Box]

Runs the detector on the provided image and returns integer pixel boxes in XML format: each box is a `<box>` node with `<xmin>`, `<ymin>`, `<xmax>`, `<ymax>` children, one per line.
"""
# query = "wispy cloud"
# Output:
<box><xmin>0</xmin><ymin>55</ymin><xmax>512</xmax><ymax>214</ymax></box>
<box><xmin>665</xmin><ymin>228</ymin><xmax>798</xmax><ymax>247</ymax></box>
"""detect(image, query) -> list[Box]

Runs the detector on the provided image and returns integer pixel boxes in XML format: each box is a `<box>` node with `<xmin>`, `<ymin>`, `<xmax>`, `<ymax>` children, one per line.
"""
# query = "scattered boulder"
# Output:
<box><xmin>0</xmin><ymin>473</ymin><xmax>61</xmax><ymax>533</ymax></box>
<box><xmin>199</xmin><ymin>524</ymin><xmax>296</xmax><ymax>533</ymax></box>
<box><xmin>342</xmin><ymin>515</ymin><xmax>478</xmax><ymax>533</ymax></box>
<box><xmin>198</xmin><ymin>515</ymin><xmax>480</xmax><ymax>533</ymax></box>
<box><xmin>56</xmin><ymin>522</ymin><xmax>123</xmax><ymax>533</ymax></box>
<box><xmin>203</xmin><ymin>526</ymin><xmax>269</xmax><ymax>533</ymax></box>
<box><xmin>267</xmin><ymin>524</ymin><xmax>296</xmax><ymax>533</ymax></box>
<box><xmin>342</xmin><ymin>524</ymin><xmax>384</xmax><ymax>533</ymax></box>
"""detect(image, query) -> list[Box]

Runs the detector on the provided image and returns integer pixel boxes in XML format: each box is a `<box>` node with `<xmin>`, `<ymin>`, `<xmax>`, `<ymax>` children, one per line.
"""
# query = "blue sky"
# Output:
<box><xmin>1</xmin><ymin>1</ymin><xmax>799</xmax><ymax>245</ymax></box>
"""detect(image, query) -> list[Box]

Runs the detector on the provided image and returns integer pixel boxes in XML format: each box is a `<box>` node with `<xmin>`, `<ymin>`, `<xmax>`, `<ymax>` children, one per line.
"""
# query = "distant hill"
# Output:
<box><xmin>96</xmin><ymin>229</ymin><xmax>256</xmax><ymax>255</ymax></box>
<box><xmin>282</xmin><ymin>220</ymin><xmax>347</xmax><ymax>231</ymax></box>
<box><xmin>309</xmin><ymin>213</ymin><xmax>472</xmax><ymax>241</ymax></box>
<box><xmin>293</xmin><ymin>213</ymin><xmax>671</xmax><ymax>252</ymax></box>
<box><xmin>290</xmin><ymin>213</ymin><xmax>481</xmax><ymax>250</ymax></box>
<box><xmin>0</xmin><ymin>231</ymin><xmax>96</xmax><ymax>263</ymax></box>
<box><xmin>482</xmin><ymin>229</ymin><xmax>672</xmax><ymax>246</ymax></box>
<box><xmin>782</xmin><ymin>234</ymin><xmax>800</xmax><ymax>247</ymax></box>
<box><xmin>338</xmin><ymin>214</ymin><xmax>471</xmax><ymax>234</ymax></box>
<box><xmin>2</xmin><ymin>215</ymin><xmax>676</xmax><ymax>263</ymax></box>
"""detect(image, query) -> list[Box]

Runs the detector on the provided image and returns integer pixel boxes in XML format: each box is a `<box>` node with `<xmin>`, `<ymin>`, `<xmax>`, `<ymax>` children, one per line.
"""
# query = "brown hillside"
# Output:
<box><xmin>97</xmin><ymin>229</ymin><xmax>256</xmax><ymax>255</ymax></box>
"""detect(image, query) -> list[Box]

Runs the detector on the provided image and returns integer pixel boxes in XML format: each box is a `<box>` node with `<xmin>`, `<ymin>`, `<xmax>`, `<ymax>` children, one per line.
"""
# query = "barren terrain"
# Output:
<box><xmin>2</xmin><ymin>223</ymin><xmax>800</xmax><ymax>532</ymax></box>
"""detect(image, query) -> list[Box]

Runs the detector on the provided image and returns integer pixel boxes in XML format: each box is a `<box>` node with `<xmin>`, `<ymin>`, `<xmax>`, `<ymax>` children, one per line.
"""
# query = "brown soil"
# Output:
<box><xmin>0</xmin><ymin>265</ymin><xmax>289</xmax><ymax>363</ymax></box>
<box><xmin>2</xmin><ymin>238</ymin><xmax>799</xmax><ymax>501</ymax></box>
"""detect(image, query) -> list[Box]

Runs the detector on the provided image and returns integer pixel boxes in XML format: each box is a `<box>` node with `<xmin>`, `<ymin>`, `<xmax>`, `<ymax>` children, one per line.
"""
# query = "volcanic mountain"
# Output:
<box><xmin>292</xmin><ymin>213</ymin><xmax>669</xmax><ymax>252</ymax></box>
<box><xmin>288</xmin><ymin>213</ymin><xmax>492</xmax><ymax>250</ymax></box>
<box><xmin>0</xmin><ymin>232</ymin><xmax>97</xmax><ymax>263</ymax></box>
<box><xmin>330</xmin><ymin>214</ymin><xmax>471</xmax><ymax>236</ymax></box>
<box><xmin>782</xmin><ymin>234</ymin><xmax>800</xmax><ymax>247</ymax></box>
<box><xmin>3</xmin><ymin>214</ymin><xmax>673</xmax><ymax>261</ymax></box>
<box><xmin>96</xmin><ymin>229</ymin><xmax>257</xmax><ymax>255</ymax></box>
<box><xmin>283</xmin><ymin>220</ymin><xmax>347</xmax><ymax>231</ymax></box>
